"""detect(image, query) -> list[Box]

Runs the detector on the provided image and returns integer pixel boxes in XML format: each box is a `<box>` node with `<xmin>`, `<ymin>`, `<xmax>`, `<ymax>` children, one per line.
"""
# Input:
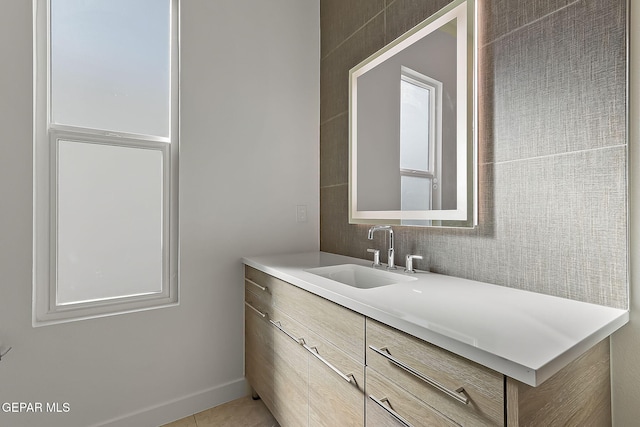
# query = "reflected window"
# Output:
<box><xmin>399</xmin><ymin>67</ymin><xmax>442</xmax><ymax>218</ymax></box>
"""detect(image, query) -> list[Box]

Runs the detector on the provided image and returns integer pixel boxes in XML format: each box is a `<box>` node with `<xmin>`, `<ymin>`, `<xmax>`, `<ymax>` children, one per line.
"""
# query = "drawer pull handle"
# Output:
<box><xmin>268</xmin><ymin>319</ymin><xmax>355</xmax><ymax>389</ymax></box>
<box><xmin>304</xmin><ymin>344</ymin><xmax>356</xmax><ymax>384</ymax></box>
<box><xmin>269</xmin><ymin>320</ymin><xmax>304</xmax><ymax>345</ymax></box>
<box><xmin>369</xmin><ymin>345</ymin><xmax>469</xmax><ymax>405</ymax></box>
<box><xmin>369</xmin><ymin>395</ymin><xmax>414</xmax><ymax>427</ymax></box>
<box><xmin>244</xmin><ymin>301</ymin><xmax>266</xmax><ymax>318</ymax></box>
<box><xmin>245</xmin><ymin>278</ymin><xmax>267</xmax><ymax>292</ymax></box>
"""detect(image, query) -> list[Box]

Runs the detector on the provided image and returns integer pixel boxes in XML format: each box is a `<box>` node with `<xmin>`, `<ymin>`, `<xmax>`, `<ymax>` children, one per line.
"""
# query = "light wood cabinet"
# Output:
<box><xmin>245</xmin><ymin>289</ymin><xmax>309</xmax><ymax>426</ymax></box>
<box><xmin>245</xmin><ymin>266</ymin><xmax>365</xmax><ymax>427</ymax></box>
<box><xmin>506</xmin><ymin>337</ymin><xmax>611</xmax><ymax>427</ymax></box>
<box><xmin>366</xmin><ymin>319</ymin><xmax>611</xmax><ymax>427</ymax></box>
<box><xmin>366</xmin><ymin>319</ymin><xmax>503</xmax><ymax>426</ymax></box>
<box><xmin>366</xmin><ymin>367</ymin><xmax>459</xmax><ymax>427</ymax></box>
<box><xmin>245</xmin><ymin>266</ymin><xmax>365</xmax><ymax>362</ymax></box>
<box><xmin>245</xmin><ymin>266</ymin><xmax>612</xmax><ymax>427</ymax></box>
<box><xmin>308</xmin><ymin>330</ymin><xmax>365</xmax><ymax>426</ymax></box>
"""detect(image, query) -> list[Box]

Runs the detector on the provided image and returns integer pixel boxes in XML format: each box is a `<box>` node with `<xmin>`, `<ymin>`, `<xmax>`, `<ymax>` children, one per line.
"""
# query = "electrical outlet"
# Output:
<box><xmin>296</xmin><ymin>205</ymin><xmax>308</xmax><ymax>222</ymax></box>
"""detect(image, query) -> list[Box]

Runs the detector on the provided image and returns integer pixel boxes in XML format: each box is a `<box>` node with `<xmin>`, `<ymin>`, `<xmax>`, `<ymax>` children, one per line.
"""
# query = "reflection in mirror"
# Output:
<box><xmin>349</xmin><ymin>0</ymin><xmax>476</xmax><ymax>227</ymax></box>
<box><xmin>400</xmin><ymin>66</ymin><xmax>443</xmax><ymax>214</ymax></box>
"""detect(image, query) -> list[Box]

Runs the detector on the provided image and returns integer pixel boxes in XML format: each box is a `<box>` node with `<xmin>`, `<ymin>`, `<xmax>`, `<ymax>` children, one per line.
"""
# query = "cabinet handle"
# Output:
<box><xmin>269</xmin><ymin>319</ymin><xmax>304</xmax><ymax>345</ymax></box>
<box><xmin>244</xmin><ymin>301</ymin><xmax>266</xmax><ymax>318</ymax></box>
<box><xmin>369</xmin><ymin>345</ymin><xmax>469</xmax><ymax>405</ymax></box>
<box><xmin>369</xmin><ymin>395</ymin><xmax>414</xmax><ymax>427</ymax></box>
<box><xmin>245</xmin><ymin>278</ymin><xmax>267</xmax><ymax>292</ymax></box>
<box><xmin>304</xmin><ymin>344</ymin><xmax>356</xmax><ymax>384</ymax></box>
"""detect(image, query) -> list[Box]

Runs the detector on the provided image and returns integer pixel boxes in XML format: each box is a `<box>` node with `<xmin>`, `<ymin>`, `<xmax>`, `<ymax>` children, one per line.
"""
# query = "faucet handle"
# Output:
<box><xmin>367</xmin><ymin>249</ymin><xmax>381</xmax><ymax>268</ymax></box>
<box><xmin>404</xmin><ymin>254</ymin><xmax>423</xmax><ymax>274</ymax></box>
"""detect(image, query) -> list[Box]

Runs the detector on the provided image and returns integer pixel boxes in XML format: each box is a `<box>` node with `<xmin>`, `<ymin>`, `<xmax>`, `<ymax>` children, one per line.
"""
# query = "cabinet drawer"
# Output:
<box><xmin>366</xmin><ymin>367</ymin><xmax>459</xmax><ymax>427</ymax></box>
<box><xmin>246</xmin><ymin>266</ymin><xmax>365</xmax><ymax>363</ymax></box>
<box><xmin>245</xmin><ymin>291</ymin><xmax>307</xmax><ymax>347</ymax></box>
<box><xmin>308</xmin><ymin>330</ymin><xmax>365</xmax><ymax>427</ymax></box>
<box><xmin>244</xmin><ymin>287</ymin><xmax>269</xmax><ymax>319</ymax></box>
<box><xmin>245</xmin><ymin>266</ymin><xmax>311</xmax><ymax>321</ymax></box>
<box><xmin>245</xmin><ymin>266</ymin><xmax>278</xmax><ymax>306</ymax></box>
<box><xmin>366</xmin><ymin>319</ymin><xmax>504</xmax><ymax>426</ymax></box>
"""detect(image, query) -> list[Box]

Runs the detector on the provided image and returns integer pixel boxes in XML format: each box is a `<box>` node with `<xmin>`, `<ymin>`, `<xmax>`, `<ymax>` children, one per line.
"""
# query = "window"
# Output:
<box><xmin>33</xmin><ymin>0</ymin><xmax>179</xmax><ymax>325</ymax></box>
<box><xmin>399</xmin><ymin>66</ymin><xmax>442</xmax><ymax>222</ymax></box>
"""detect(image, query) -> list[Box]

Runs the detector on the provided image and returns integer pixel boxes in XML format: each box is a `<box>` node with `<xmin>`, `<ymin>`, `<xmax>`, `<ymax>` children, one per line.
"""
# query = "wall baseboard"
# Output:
<box><xmin>95</xmin><ymin>377</ymin><xmax>248</xmax><ymax>427</ymax></box>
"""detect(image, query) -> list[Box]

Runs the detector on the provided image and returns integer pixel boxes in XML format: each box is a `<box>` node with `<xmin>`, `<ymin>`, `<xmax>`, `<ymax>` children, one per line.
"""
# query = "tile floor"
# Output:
<box><xmin>161</xmin><ymin>395</ymin><xmax>279</xmax><ymax>427</ymax></box>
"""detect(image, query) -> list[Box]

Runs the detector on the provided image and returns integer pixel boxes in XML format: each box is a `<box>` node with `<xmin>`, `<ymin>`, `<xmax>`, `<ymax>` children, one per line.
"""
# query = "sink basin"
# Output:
<box><xmin>304</xmin><ymin>264</ymin><xmax>417</xmax><ymax>289</ymax></box>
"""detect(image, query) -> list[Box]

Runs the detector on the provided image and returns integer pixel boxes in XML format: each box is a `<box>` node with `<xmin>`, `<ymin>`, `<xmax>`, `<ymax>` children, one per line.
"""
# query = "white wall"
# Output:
<box><xmin>611</xmin><ymin>2</ymin><xmax>640</xmax><ymax>424</ymax></box>
<box><xmin>0</xmin><ymin>1</ymin><xmax>319</xmax><ymax>426</ymax></box>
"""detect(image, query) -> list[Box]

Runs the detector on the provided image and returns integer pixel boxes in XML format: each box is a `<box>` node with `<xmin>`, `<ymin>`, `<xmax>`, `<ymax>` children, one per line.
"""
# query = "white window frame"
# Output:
<box><xmin>399</xmin><ymin>66</ymin><xmax>443</xmax><ymax>210</ymax></box>
<box><xmin>32</xmin><ymin>0</ymin><xmax>180</xmax><ymax>326</ymax></box>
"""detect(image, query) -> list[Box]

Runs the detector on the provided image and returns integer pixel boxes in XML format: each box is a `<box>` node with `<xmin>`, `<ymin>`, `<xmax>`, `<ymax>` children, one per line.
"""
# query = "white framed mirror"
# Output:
<box><xmin>349</xmin><ymin>0</ymin><xmax>477</xmax><ymax>227</ymax></box>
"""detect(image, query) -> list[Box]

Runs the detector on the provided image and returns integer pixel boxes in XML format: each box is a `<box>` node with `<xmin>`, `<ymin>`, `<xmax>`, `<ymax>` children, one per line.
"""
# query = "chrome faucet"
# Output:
<box><xmin>367</xmin><ymin>225</ymin><xmax>396</xmax><ymax>270</ymax></box>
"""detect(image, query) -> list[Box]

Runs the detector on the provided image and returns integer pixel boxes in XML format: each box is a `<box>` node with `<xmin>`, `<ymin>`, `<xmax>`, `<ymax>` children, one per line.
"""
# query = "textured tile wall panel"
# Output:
<box><xmin>321</xmin><ymin>0</ymin><xmax>385</xmax><ymax>58</ymax></box>
<box><xmin>320</xmin><ymin>184</ymin><xmax>377</xmax><ymax>257</ymax></box>
<box><xmin>320</xmin><ymin>14</ymin><xmax>386</xmax><ymax>122</ymax></box>
<box><xmin>478</xmin><ymin>42</ymin><xmax>496</xmax><ymax>165</ymax></box>
<box><xmin>505</xmin><ymin>147</ymin><xmax>627</xmax><ymax>307</ymax></box>
<box><xmin>420</xmin><ymin>147</ymin><xmax>627</xmax><ymax>308</ymax></box>
<box><xmin>385</xmin><ymin>0</ymin><xmax>454</xmax><ymax>43</ymax></box>
<box><xmin>490</xmin><ymin>0</ymin><xmax>626</xmax><ymax>163</ymax></box>
<box><xmin>320</xmin><ymin>113</ymin><xmax>349</xmax><ymax>187</ymax></box>
<box><xmin>319</xmin><ymin>0</ymin><xmax>628</xmax><ymax>308</ymax></box>
<box><xmin>481</xmin><ymin>0</ymin><xmax>575</xmax><ymax>43</ymax></box>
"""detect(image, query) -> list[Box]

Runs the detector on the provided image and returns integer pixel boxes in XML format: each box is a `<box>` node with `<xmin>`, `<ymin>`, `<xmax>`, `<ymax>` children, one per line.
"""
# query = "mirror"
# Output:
<box><xmin>349</xmin><ymin>0</ymin><xmax>477</xmax><ymax>227</ymax></box>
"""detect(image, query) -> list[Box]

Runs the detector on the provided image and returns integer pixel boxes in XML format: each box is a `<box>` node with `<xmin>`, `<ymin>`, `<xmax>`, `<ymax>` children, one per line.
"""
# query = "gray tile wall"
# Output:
<box><xmin>319</xmin><ymin>0</ymin><xmax>628</xmax><ymax>309</ymax></box>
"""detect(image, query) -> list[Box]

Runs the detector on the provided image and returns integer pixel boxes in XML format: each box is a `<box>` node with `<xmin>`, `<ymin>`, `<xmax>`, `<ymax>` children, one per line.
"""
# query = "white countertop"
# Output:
<box><xmin>243</xmin><ymin>251</ymin><xmax>629</xmax><ymax>386</ymax></box>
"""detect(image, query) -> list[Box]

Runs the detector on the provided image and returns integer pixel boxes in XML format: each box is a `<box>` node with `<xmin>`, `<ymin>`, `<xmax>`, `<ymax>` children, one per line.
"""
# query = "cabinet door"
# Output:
<box><xmin>307</xmin><ymin>330</ymin><xmax>365</xmax><ymax>427</ymax></box>
<box><xmin>245</xmin><ymin>294</ymin><xmax>309</xmax><ymax>427</ymax></box>
<box><xmin>270</xmin><ymin>308</ymin><xmax>309</xmax><ymax>427</ymax></box>
<box><xmin>303</xmin><ymin>291</ymin><xmax>365</xmax><ymax>364</ymax></box>
<box><xmin>245</xmin><ymin>292</ymin><xmax>275</xmax><ymax>411</ymax></box>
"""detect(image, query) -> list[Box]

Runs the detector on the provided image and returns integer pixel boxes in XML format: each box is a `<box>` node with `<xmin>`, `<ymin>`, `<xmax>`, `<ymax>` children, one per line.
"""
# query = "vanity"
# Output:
<box><xmin>243</xmin><ymin>251</ymin><xmax>628</xmax><ymax>427</ymax></box>
<box><xmin>243</xmin><ymin>0</ymin><xmax>629</xmax><ymax>424</ymax></box>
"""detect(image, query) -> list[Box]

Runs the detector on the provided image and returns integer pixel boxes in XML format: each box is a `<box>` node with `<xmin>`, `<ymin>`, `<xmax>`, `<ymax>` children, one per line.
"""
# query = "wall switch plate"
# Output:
<box><xmin>296</xmin><ymin>205</ymin><xmax>308</xmax><ymax>222</ymax></box>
